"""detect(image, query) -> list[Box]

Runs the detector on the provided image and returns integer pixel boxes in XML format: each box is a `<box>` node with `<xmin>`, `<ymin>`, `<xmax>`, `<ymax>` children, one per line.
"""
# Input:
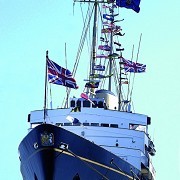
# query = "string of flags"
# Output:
<box><xmin>47</xmin><ymin>0</ymin><xmax>144</xmax><ymax>98</ymax></box>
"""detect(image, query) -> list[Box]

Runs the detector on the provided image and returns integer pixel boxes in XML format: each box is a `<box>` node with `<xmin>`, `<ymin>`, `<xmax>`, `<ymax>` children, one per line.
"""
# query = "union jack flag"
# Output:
<box><xmin>122</xmin><ymin>58</ymin><xmax>146</xmax><ymax>73</ymax></box>
<box><xmin>47</xmin><ymin>58</ymin><xmax>78</xmax><ymax>89</ymax></box>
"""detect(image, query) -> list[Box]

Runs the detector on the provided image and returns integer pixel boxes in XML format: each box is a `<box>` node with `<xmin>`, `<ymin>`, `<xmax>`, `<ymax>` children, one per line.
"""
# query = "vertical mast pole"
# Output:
<box><xmin>91</xmin><ymin>1</ymin><xmax>98</xmax><ymax>78</ymax></box>
<box><xmin>90</xmin><ymin>1</ymin><xmax>98</xmax><ymax>96</ymax></box>
<box><xmin>108</xmin><ymin>4</ymin><xmax>114</xmax><ymax>91</ymax></box>
<box><xmin>118</xmin><ymin>53</ymin><xmax>122</xmax><ymax>111</ymax></box>
<box><xmin>44</xmin><ymin>50</ymin><xmax>48</xmax><ymax>122</ymax></box>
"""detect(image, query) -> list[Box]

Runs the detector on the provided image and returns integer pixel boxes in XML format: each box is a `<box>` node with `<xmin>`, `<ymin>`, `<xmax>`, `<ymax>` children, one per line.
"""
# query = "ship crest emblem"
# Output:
<box><xmin>41</xmin><ymin>131</ymin><xmax>54</xmax><ymax>146</ymax></box>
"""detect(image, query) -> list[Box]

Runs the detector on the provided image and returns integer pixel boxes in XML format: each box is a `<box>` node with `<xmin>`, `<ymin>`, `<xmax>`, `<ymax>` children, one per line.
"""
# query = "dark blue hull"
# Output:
<box><xmin>19</xmin><ymin>124</ymin><xmax>140</xmax><ymax>180</ymax></box>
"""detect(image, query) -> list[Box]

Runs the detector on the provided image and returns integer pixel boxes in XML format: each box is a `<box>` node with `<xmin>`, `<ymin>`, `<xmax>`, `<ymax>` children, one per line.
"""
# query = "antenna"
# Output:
<box><xmin>136</xmin><ymin>33</ymin><xmax>142</xmax><ymax>63</ymax></box>
<box><xmin>127</xmin><ymin>44</ymin><xmax>134</xmax><ymax>101</ymax></box>
<box><xmin>129</xmin><ymin>33</ymin><xmax>142</xmax><ymax>102</ymax></box>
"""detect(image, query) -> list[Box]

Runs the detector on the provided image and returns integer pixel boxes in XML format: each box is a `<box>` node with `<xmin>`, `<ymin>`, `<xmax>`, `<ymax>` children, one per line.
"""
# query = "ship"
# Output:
<box><xmin>18</xmin><ymin>0</ymin><xmax>156</xmax><ymax>179</ymax></box>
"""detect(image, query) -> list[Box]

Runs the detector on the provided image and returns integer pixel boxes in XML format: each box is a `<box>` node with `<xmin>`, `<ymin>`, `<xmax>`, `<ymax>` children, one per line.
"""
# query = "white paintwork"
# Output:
<box><xmin>29</xmin><ymin>95</ymin><xmax>155</xmax><ymax>178</ymax></box>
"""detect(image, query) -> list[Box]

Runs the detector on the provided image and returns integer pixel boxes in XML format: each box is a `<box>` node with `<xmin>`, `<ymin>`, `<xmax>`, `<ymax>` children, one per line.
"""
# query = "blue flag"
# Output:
<box><xmin>116</xmin><ymin>0</ymin><xmax>141</xmax><ymax>13</ymax></box>
<box><xmin>47</xmin><ymin>58</ymin><xmax>78</xmax><ymax>89</ymax></box>
<box><xmin>103</xmin><ymin>14</ymin><xmax>114</xmax><ymax>21</ymax></box>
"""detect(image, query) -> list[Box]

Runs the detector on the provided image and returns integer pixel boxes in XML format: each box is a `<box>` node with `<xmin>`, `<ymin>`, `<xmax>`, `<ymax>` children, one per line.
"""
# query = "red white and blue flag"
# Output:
<box><xmin>47</xmin><ymin>58</ymin><xmax>78</xmax><ymax>89</ymax></box>
<box><xmin>122</xmin><ymin>58</ymin><xmax>146</xmax><ymax>73</ymax></box>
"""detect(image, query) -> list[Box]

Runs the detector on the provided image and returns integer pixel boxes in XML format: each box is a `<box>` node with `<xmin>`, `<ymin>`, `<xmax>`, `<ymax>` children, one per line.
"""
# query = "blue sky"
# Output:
<box><xmin>0</xmin><ymin>0</ymin><xmax>180</xmax><ymax>179</ymax></box>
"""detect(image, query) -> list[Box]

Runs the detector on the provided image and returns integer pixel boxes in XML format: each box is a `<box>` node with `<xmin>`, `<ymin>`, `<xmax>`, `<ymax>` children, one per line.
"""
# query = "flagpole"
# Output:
<box><xmin>65</xmin><ymin>42</ymin><xmax>69</xmax><ymax>108</ymax></box>
<box><xmin>43</xmin><ymin>50</ymin><xmax>48</xmax><ymax>122</ymax></box>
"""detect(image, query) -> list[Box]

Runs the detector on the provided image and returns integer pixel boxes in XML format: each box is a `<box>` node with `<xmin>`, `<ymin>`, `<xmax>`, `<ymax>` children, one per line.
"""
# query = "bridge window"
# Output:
<box><xmin>92</xmin><ymin>101</ymin><xmax>97</xmax><ymax>108</ymax></box>
<box><xmin>110</xmin><ymin>124</ymin><xmax>118</xmax><ymax>128</ymax></box>
<box><xmin>70</xmin><ymin>100</ymin><xmax>75</xmax><ymax>107</ymax></box>
<box><xmin>64</xmin><ymin>123</ymin><xmax>72</xmax><ymax>126</ymax></box>
<box><xmin>76</xmin><ymin>100</ymin><xmax>81</xmax><ymax>107</ymax></box>
<box><xmin>101</xmin><ymin>123</ymin><xmax>109</xmax><ymax>127</ymax></box>
<box><xmin>83</xmin><ymin>123</ymin><xmax>89</xmax><ymax>126</ymax></box>
<box><xmin>56</xmin><ymin>123</ymin><xmax>63</xmax><ymax>126</ymax></box>
<box><xmin>98</xmin><ymin>101</ymin><xmax>104</xmax><ymax>108</ymax></box>
<box><xmin>83</xmin><ymin>100</ymin><xmax>90</xmax><ymax>107</ymax></box>
<box><xmin>129</xmin><ymin>123</ymin><xmax>147</xmax><ymax>133</ymax></box>
<box><xmin>91</xmin><ymin>123</ymin><xmax>99</xmax><ymax>126</ymax></box>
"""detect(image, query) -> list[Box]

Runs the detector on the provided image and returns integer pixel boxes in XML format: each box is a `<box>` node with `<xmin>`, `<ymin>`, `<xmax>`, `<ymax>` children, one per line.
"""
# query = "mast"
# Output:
<box><xmin>108</xmin><ymin>5</ymin><xmax>114</xmax><ymax>92</ymax></box>
<box><xmin>118</xmin><ymin>53</ymin><xmax>123</xmax><ymax>111</ymax></box>
<box><xmin>88</xmin><ymin>0</ymin><xmax>98</xmax><ymax>97</ymax></box>
<box><xmin>91</xmin><ymin>1</ymin><xmax>98</xmax><ymax>78</ymax></box>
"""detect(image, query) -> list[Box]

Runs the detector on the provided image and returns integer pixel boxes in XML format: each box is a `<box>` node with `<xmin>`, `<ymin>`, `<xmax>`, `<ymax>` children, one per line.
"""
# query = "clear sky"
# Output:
<box><xmin>0</xmin><ymin>0</ymin><xmax>180</xmax><ymax>179</ymax></box>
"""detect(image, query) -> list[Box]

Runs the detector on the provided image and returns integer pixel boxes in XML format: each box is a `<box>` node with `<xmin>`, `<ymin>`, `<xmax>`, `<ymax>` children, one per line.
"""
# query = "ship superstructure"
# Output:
<box><xmin>19</xmin><ymin>0</ymin><xmax>156</xmax><ymax>179</ymax></box>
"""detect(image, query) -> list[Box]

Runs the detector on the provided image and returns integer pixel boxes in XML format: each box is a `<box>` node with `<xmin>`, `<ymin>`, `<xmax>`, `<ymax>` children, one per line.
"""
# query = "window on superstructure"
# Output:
<box><xmin>56</xmin><ymin>123</ymin><xmax>63</xmax><ymax>126</ymax></box>
<box><xmin>83</xmin><ymin>100</ymin><xmax>90</xmax><ymax>107</ymax></box>
<box><xmin>83</xmin><ymin>123</ymin><xmax>89</xmax><ymax>126</ymax></box>
<box><xmin>73</xmin><ymin>122</ymin><xmax>81</xmax><ymax>126</ymax></box>
<box><xmin>91</xmin><ymin>123</ymin><xmax>99</xmax><ymax>126</ymax></box>
<box><xmin>110</xmin><ymin>124</ymin><xmax>118</xmax><ymax>128</ymax></box>
<box><xmin>92</xmin><ymin>101</ymin><xmax>97</xmax><ymax>108</ymax></box>
<box><xmin>101</xmin><ymin>123</ymin><xmax>109</xmax><ymax>127</ymax></box>
<box><xmin>64</xmin><ymin>123</ymin><xmax>72</xmax><ymax>126</ymax></box>
<box><xmin>76</xmin><ymin>100</ymin><xmax>81</xmax><ymax>107</ymax></box>
<box><xmin>70</xmin><ymin>100</ymin><xmax>75</xmax><ymax>107</ymax></box>
<box><xmin>98</xmin><ymin>101</ymin><xmax>104</xmax><ymax>108</ymax></box>
<box><xmin>129</xmin><ymin>123</ymin><xmax>147</xmax><ymax>133</ymax></box>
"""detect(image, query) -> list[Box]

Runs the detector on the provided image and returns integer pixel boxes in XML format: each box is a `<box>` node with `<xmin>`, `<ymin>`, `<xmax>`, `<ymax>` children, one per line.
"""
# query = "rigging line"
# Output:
<box><xmin>99</xmin><ymin>61</ymin><xmax>108</xmax><ymax>89</ymax></box>
<box><xmin>80</xmin><ymin>3</ymin><xmax>90</xmax><ymax>80</ymax></box>
<box><xmin>66</xmin><ymin>148</ymin><xmax>109</xmax><ymax>180</ymax></box>
<box><xmin>131</xmin><ymin>168</ymin><xmax>140</xmax><ymax>180</ymax></box>
<box><xmin>112</xmin><ymin>60</ymin><xmax>119</xmax><ymax>95</ymax></box>
<box><xmin>136</xmin><ymin>33</ymin><xmax>142</xmax><ymax>63</ymax></box>
<box><xmin>80</xmin><ymin>3</ymin><xmax>91</xmax><ymax>54</ymax></box>
<box><xmin>73</xmin><ymin>3</ymin><xmax>93</xmax><ymax>73</ymax></box>
<box><xmin>62</xmin><ymin>5</ymin><xmax>94</xmax><ymax>107</ymax></box>
<box><xmin>127</xmin><ymin>44</ymin><xmax>134</xmax><ymax>101</ymax></box>
<box><xmin>73</xmin><ymin>4</ymin><xmax>94</xmax><ymax>75</ymax></box>
<box><xmin>110</xmin><ymin>159</ymin><xmax>130</xmax><ymax>179</ymax></box>
<box><xmin>129</xmin><ymin>34</ymin><xmax>142</xmax><ymax>102</ymax></box>
<box><xmin>113</xmin><ymin>59</ymin><xmax>125</xmax><ymax>102</ymax></box>
<box><xmin>98</xmin><ymin>4</ymin><xmax>109</xmax><ymax>44</ymax></box>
